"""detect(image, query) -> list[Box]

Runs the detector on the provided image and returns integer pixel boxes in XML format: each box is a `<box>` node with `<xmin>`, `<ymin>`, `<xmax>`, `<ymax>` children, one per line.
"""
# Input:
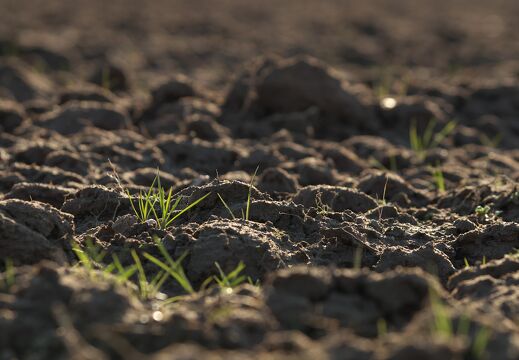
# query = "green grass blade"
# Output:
<box><xmin>200</xmin><ymin>276</ymin><xmax>214</xmax><ymax>291</ymax></box>
<box><xmin>214</xmin><ymin>262</ymin><xmax>228</xmax><ymax>287</ymax></box>
<box><xmin>409</xmin><ymin>120</ymin><xmax>420</xmax><ymax>153</ymax></box>
<box><xmin>131</xmin><ymin>250</ymin><xmax>148</xmax><ymax>299</ymax></box>
<box><xmin>71</xmin><ymin>242</ymin><xmax>92</xmax><ymax>270</ymax></box>
<box><xmin>154</xmin><ymin>238</ymin><xmax>177</xmax><ymax>269</ymax></box>
<box><xmin>143</xmin><ymin>252</ymin><xmax>194</xmax><ymax>294</ymax></box>
<box><xmin>422</xmin><ymin>118</ymin><xmax>437</xmax><ymax>149</ymax></box>
<box><xmin>217</xmin><ymin>193</ymin><xmax>235</xmax><ymax>219</ymax></box>
<box><xmin>127</xmin><ymin>189</ymin><xmax>142</xmax><ymax>222</ymax></box>
<box><xmin>5</xmin><ymin>259</ymin><xmax>15</xmax><ymax>289</ymax></box>
<box><xmin>227</xmin><ymin>261</ymin><xmax>246</xmax><ymax>280</ymax></box>
<box><xmin>245</xmin><ymin>167</ymin><xmax>259</xmax><ymax>221</ymax></box>
<box><xmin>472</xmin><ymin>327</ymin><xmax>490</xmax><ymax>359</ymax></box>
<box><xmin>166</xmin><ymin>192</ymin><xmax>211</xmax><ymax>227</ymax></box>
<box><xmin>102</xmin><ymin>262</ymin><xmax>116</xmax><ymax>276</ymax></box>
<box><xmin>431</xmin><ymin>120</ymin><xmax>457</xmax><ymax>148</ymax></box>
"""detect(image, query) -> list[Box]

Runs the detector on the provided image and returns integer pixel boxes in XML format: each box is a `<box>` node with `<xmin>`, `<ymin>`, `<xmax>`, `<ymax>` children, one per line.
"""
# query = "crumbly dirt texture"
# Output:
<box><xmin>1</xmin><ymin>1</ymin><xmax>519</xmax><ymax>359</ymax></box>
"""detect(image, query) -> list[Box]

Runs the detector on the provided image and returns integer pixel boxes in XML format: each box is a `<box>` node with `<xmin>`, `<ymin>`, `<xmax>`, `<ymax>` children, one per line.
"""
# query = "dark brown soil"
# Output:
<box><xmin>1</xmin><ymin>1</ymin><xmax>519</xmax><ymax>359</ymax></box>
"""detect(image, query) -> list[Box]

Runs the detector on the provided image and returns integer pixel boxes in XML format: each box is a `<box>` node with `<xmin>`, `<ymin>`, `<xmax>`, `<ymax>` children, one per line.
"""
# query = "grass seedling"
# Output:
<box><xmin>472</xmin><ymin>327</ymin><xmax>491</xmax><ymax>359</ymax></box>
<box><xmin>143</xmin><ymin>239</ymin><xmax>194</xmax><ymax>294</ymax></box>
<box><xmin>217</xmin><ymin>166</ymin><xmax>259</xmax><ymax>221</ymax></box>
<box><xmin>409</xmin><ymin>119</ymin><xmax>457</xmax><ymax>160</ymax></box>
<box><xmin>369</xmin><ymin>156</ymin><xmax>398</xmax><ymax>173</ymax></box>
<box><xmin>479</xmin><ymin>133</ymin><xmax>502</xmax><ymax>148</ymax></box>
<box><xmin>217</xmin><ymin>193</ymin><xmax>236</xmax><ymax>219</ymax></box>
<box><xmin>127</xmin><ymin>176</ymin><xmax>157</xmax><ymax>223</ymax></box>
<box><xmin>376</xmin><ymin>176</ymin><xmax>390</xmax><ymax>221</ymax></box>
<box><xmin>111</xmin><ymin>254</ymin><xmax>138</xmax><ymax>285</ymax></box>
<box><xmin>127</xmin><ymin>170</ymin><xmax>211</xmax><ymax>229</ymax></box>
<box><xmin>430</xmin><ymin>290</ymin><xmax>453</xmax><ymax>338</ymax></box>
<box><xmin>475</xmin><ymin>205</ymin><xmax>490</xmax><ymax>217</ymax></box>
<box><xmin>71</xmin><ymin>239</ymin><xmax>104</xmax><ymax>273</ymax></box>
<box><xmin>430</xmin><ymin>288</ymin><xmax>491</xmax><ymax>359</ymax></box>
<box><xmin>247</xmin><ymin>276</ymin><xmax>260</xmax><ymax>287</ymax></box>
<box><xmin>353</xmin><ymin>246</ymin><xmax>363</xmax><ymax>270</ymax></box>
<box><xmin>377</xmin><ymin>318</ymin><xmax>388</xmax><ymax>337</ymax></box>
<box><xmin>431</xmin><ymin>166</ymin><xmax>446</xmax><ymax>193</ymax></box>
<box><xmin>214</xmin><ymin>261</ymin><xmax>247</xmax><ymax>289</ymax></box>
<box><xmin>245</xmin><ymin>166</ymin><xmax>259</xmax><ymax>221</ymax></box>
<box><xmin>72</xmin><ymin>240</ymin><xmax>168</xmax><ymax>300</ymax></box>
<box><xmin>0</xmin><ymin>259</ymin><xmax>15</xmax><ymax>291</ymax></box>
<box><xmin>131</xmin><ymin>250</ymin><xmax>169</xmax><ymax>300</ymax></box>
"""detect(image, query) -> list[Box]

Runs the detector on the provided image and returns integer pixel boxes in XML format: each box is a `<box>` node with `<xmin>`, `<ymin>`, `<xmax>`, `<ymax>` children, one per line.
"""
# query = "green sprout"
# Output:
<box><xmin>479</xmin><ymin>133</ymin><xmax>502</xmax><ymax>148</ymax></box>
<box><xmin>72</xmin><ymin>240</ymin><xmax>166</xmax><ymax>300</ymax></box>
<box><xmin>409</xmin><ymin>119</ymin><xmax>457</xmax><ymax>160</ymax></box>
<box><xmin>245</xmin><ymin>166</ymin><xmax>259</xmax><ymax>221</ymax></box>
<box><xmin>214</xmin><ymin>261</ymin><xmax>247</xmax><ymax>289</ymax></box>
<box><xmin>217</xmin><ymin>193</ymin><xmax>236</xmax><ymax>219</ymax></box>
<box><xmin>127</xmin><ymin>170</ymin><xmax>211</xmax><ymax>230</ymax></box>
<box><xmin>0</xmin><ymin>259</ymin><xmax>15</xmax><ymax>291</ymax></box>
<box><xmin>429</xmin><ymin>289</ymin><xmax>491</xmax><ymax>359</ymax></box>
<box><xmin>475</xmin><ymin>205</ymin><xmax>491</xmax><ymax>217</ymax></box>
<box><xmin>217</xmin><ymin>166</ymin><xmax>259</xmax><ymax>221</ymax></box>
<box><xmin>472</xmin><ymin>327</ymin><xmax>491</xmax><ymax>359</ymax></box>
<box><xmin>143</xmin><ymin>239</ymin><xmax>194</xmax><ymax>295</ymax></box>
<box><xmin>126</xmin><ymin>176</ymin><xmax>157</xmax><ymax>223</ymax></box>
<box><xmin>431</xmin><ymin>166</ymin><xmax>446</xmax><ymax>193</ymax></box>
<box><xmin>131</xmin><ymin>250</ymin><xmax>169</xmax><ymax>300</ymax></box>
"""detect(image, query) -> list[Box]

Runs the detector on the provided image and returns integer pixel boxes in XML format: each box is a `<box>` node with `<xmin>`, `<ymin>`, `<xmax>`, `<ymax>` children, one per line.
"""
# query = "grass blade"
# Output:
<box><xmin>166</xmin><ymin>192</ymin><xmax>211</xmax><ymax>227</ymax></box>
<box><xmin>245</xmin><ymin>166</ymin><xmax>259</xmax><ymax>221</ymax></box>
<box><xmin>143</xmin><ymin>252</ymin><xmax>194</xmax><ymax>294</ymax></box>
<box><xmin>217</xmin><ymin>193</ymin><xmax>236</xmax><ymax>219</ymax></box>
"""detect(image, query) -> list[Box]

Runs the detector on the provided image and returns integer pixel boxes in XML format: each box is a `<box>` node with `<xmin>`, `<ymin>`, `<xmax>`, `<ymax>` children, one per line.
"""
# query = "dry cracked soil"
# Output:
<box><xmin>1</xmin><ymin>0</ymin><xmax>519</xmax><ymax>359</ymax></box>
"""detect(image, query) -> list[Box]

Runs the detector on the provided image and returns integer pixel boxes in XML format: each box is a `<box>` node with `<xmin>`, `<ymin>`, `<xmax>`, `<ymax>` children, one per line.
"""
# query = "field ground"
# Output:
<box><xmin>1</xmin><ymin>1</ymin><xmax>519</xmax><ymax>359</ymax></box>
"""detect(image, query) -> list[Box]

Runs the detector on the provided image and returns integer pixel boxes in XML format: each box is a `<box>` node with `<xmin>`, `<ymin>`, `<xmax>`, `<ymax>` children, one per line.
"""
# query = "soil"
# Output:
<box><xmin>1</xmin><ymin>0</ymin><xmax>519</xmax><ymax>359</ymax></box>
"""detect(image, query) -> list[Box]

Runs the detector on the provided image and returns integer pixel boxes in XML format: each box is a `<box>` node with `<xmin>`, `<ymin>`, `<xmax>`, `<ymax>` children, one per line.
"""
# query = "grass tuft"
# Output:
<box><xmin>217</xmin><ymin>166</ymin><xmax>259</xmax><ymax>221</ymax></box>
<box><xmin>0</xmin><ymin>259</ymin><xmax>15</xmax><ymax>291</ymax></box>
<box><xmin>127</xmin><ymin>170</ymin><xmax>211</xmax><ymax>229</ymax></box>
<box><xmin>214</xmin><ymin>261</ymin><xmax>247</xmax><ymax>289</ymax></box>
<box><xmin>431</xmin><ymin>166</ymin><xmax>446</xmax><ymax>193</ymax></box>
<box><xmin>143</xmin><ymin>239</ymin><xmax>194</xmax><ymax>294</ymax></box>
<box><xmin>409</xmin><ymin>119</ymin><xmax>457</xmax><ymax>160</ymax></box>
<box><xmin>429</xmin><ymin>288</ymin><xmax>491</xmax><ymax>359</ymax></box>
<box><xmin>245</xmin><ymin>166</ymin><xmax>259</xmax><ymax>221</ymax></box>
